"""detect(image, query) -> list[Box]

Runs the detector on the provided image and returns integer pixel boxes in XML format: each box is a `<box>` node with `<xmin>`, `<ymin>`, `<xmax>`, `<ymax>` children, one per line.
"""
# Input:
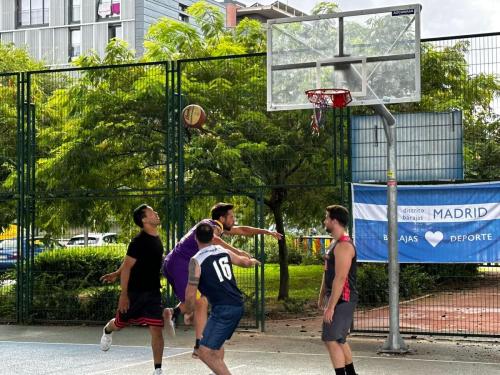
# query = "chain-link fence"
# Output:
<box><xmin>0</xmin><ymin>33</ymin><xmax>498</xmax><ymax>337</ymax></box>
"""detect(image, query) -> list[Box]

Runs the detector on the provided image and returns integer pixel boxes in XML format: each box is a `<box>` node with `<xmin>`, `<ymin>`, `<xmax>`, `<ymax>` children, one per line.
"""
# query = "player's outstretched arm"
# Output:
<box><xmin>185</xmin><ymin>258</ymin><xmax>201</xmax><ymax>314</ymax></box>
<box><xmin>227</xmin><ymin>226</ymin><xmax>283</xmax><ymax>240</ymax></box>
<box><xmin>212</xmin><ymin>235</ymin><xmax>251</xmax><ymax>258</ymax></box>
<box><xmin>227</xmin><ymin>251</ymin><xmax>261</xmax><ymax>268</ymax></box>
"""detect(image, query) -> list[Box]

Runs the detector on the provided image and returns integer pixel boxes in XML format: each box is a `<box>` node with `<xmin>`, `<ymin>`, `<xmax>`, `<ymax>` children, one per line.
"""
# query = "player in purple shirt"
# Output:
<box><xmin>164</xmin><ymin>202</ymin><xmax>282</xmax><ymax>357</ymax></box>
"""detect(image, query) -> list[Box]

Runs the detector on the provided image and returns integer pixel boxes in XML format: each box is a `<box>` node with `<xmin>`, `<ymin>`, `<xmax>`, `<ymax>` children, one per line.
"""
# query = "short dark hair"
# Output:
<box><xmin>133</xmin><ymin>204</ymin><xmax>148</xmax><ymax>228</ymax></box>
<box><xmin>196</xmin><ymin>223</ymin><xmax>214</xmax><ymax>244</ymax></box>
<box><xmin>326</xmin><ymin>205</ymin><xmax>349</xmax><ymax>227</ymax></box>
<box><xmin>211</xmin><ymin>202</ymin><xmax>234</xmax><ymax>221</ymax></box>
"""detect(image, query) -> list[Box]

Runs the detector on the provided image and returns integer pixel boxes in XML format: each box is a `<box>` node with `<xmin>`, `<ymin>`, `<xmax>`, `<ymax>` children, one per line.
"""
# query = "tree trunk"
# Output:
<box><xmin>268</xmin><ymin>188</ymin><xmax>289</xmax><ymax>300</ymax></box>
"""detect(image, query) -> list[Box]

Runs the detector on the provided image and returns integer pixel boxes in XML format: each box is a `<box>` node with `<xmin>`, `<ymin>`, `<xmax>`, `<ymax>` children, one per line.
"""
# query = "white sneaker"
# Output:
<box><xmin>163</xmin><ymin>308</ymin><xmax>176</xmax><ymax>338</ymax></box>
<box><xmin>100</xmin><ymin>327</ymin><xmax>113</xmax><ymax>351</ymax></box>
<box><xmin>153</xmin><ymin>369</ymin><xmax>164</xmax><ymax>375</ymax></box>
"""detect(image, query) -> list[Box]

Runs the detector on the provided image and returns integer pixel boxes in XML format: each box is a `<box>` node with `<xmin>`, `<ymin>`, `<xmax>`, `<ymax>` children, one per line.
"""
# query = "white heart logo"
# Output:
<box><xmin>425</xmin><ymin>231</ymin><xmax>444</xmax><ymax>247</ymax></box>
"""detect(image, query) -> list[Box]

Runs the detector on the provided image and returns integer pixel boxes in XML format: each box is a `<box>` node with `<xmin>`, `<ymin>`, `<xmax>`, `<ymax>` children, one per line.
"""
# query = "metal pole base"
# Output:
<box><xmin>379</xmin><ymin>332</ymin><xmax>410</xmax><ymax>354</ymax></box>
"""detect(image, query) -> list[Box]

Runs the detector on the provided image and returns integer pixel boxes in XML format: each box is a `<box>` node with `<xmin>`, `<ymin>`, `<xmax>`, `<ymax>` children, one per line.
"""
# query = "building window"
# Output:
<box><xmin>109</xmin><ymin>24</ymin><xmax>122</xmax><ymax>41</ymax></box>
<box><xmin>97</xmin><ymin>0</ymin><xmax>121</xmax><ymax>19</ymax></box>
<box><xmin>69</xmin><ymin>28</ymin><xmax>81</xmax><ymax>60</ymax></box>
<box><xmin>17</xmin><ymin>0</ymin><xmax>50</xmax><ymax>27</ymax></box>
<box><xmin>70</xmin><ymin>0</ymin><xmax>81</xmax><ymax>23</ymax></box>
<box><xmin>179</xmin><ymin>3</ymin><xmax>189</xmax><ymax>22</ymax></box>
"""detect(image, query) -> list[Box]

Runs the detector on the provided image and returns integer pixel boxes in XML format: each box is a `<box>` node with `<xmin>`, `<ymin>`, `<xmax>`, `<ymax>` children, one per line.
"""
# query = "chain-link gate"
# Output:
<box><xmin>19</xmin><ymin>62</ymin><xmax>176</xmax><ymax>323</ymax></box>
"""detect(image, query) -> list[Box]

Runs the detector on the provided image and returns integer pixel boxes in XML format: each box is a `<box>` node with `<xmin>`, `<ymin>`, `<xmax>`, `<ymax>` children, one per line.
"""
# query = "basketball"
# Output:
<box><xmin>182</xmin><ymin>104</ymin><xmax>206</xmax><ymax>129</ymax></box>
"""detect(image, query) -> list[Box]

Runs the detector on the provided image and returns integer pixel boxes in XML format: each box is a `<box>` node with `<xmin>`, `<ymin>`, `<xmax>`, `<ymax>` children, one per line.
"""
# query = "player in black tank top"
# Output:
<box><xmin>319</xmin><ymin>205</ymin><xmax>359</xmax><ymax>375</ymax></box>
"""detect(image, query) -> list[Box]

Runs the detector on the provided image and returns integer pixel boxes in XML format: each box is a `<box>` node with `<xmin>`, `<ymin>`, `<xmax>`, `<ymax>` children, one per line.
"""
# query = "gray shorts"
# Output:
<box><xmin>322</xmin><ymin>300</ymin><xmax>356</xmax><ymax>343</ymax></box>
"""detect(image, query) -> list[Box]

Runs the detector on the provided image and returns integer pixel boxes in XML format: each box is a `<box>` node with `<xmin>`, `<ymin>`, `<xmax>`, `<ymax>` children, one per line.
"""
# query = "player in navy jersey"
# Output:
<box><xmin>318</xmin><ymin>205</ymin><xmax>359</xmax><ymax>375</ymax></box>
<box><xmin>185</xmin><ymin>223</ymin><xmax>260</xmax><ymax>375</ymax></box>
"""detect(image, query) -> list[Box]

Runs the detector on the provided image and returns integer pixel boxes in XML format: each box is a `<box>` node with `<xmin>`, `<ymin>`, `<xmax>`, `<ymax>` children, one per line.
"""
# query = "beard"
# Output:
<box><xmin>223</xmin><ymin>223</ymin><xmax>233</xmax><ymax>231</ymax></box>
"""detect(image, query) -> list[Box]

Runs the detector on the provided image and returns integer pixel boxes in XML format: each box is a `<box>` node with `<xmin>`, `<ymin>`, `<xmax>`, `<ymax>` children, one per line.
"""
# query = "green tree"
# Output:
<box><xmin>34</xmin><ymin>39</ymin><xmax>169</xmax><ymax>234</ymax></box>
<box><xmin>0</xmin><ymin>43</ymin><xmax>44</xmax><ymax>228</ymax></box>
<box><xmin>400</xmin><ymin>41</ymin><xmax>500</xmax><ymax>179</ymax></box>
<box><xmin>311</xmin><ymin>1</ymin><xmax>339</xmax><ymax>15</ymax></box>
<box><xmin>144</xmin><ymin>1</ymin><xmax>338</xmax><ymax>299</ymax></box>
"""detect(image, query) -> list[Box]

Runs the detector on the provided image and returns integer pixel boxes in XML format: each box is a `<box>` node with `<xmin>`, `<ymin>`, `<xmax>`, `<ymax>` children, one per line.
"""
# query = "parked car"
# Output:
<box><xmin>65</xmin><ymin>233</ymin><xmax>118</xmax><ymax>247</ymax></box>
<box><xmin>0</xmin><ymin>236</ymin><xmax>64</xmax><ymax>271</ymax></box>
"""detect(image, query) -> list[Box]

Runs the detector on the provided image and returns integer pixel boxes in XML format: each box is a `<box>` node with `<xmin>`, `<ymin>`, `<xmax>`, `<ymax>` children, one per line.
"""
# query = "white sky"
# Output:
<box><xmin>238</xmin><ymin>0</ymin><xmax>500</xmax><ymax>38</ymax></box>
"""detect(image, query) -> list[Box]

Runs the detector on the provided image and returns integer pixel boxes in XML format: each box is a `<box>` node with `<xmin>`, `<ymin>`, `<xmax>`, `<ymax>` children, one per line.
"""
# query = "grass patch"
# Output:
<box><xmin>245</xmin><ymin>264</ymin><xmax>323</xmax><ymax>318</ymax></box>
<box><xmin>261</xmin><ymin>264</ymin><xmax>323</xmax><ymax>300</ymax></box>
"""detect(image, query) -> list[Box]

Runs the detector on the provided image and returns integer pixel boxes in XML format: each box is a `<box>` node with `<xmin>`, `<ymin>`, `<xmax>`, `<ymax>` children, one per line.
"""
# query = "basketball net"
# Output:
<box><xmin>305</xmin><ymin>89</ymin><xmax>352</xmax><ymax>135</ymax></box>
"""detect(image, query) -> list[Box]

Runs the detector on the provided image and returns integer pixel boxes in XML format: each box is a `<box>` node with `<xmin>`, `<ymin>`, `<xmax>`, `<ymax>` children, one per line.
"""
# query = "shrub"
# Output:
<box><xmin>301</xmin><ymin>252</ymin><xmax>323</xmax><ymax>265</ymax></box>
<box><xmin>34</xmin><ymin>245</ymin><xmax>125</xmax><ymax>289</ymax></box>
<box><xmin>357</xmin><ymin>264</ymin><xmax>389</xmax><ymax>306</ymax></box>
<box><xmin>77</xmin><ymin>285</ymin><xmax>120</xmax><ymax>321</ymax></box>
<box><xmin>0</xmin><ymin>283</ymin><xmax>16</xmax><ymax>320</ymax></box>
<box><xmin>356</xmin><ymin>263</ymin><xmax>437</xmax><ymax>307</ymax></box>
<box><xmin>420</xmin><ymin>264</ymin><xmax>479</xmax><ymax>283</ymax></box>
<box><xmin>400</xmin><ymin>264</ymin><xmax>436</xmax><ymax>298</ymax></box>
<box><xmin>264</xmin><ymin>236</ymin><xmax>305</xmax><ymax>264</ymax></box>
<box><xmin>31</xmin><ymin>246</ymin><xmax>125</xmax><ymax>321</ymax></box>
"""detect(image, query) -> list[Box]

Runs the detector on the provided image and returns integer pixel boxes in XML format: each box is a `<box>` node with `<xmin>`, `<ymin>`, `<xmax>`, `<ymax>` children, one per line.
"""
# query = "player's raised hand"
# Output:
<box><xmin>251</xmin><ymin>258</ymin><xmax>261</xmax><ymax>266</ymax></box>
<box><xmin>268</xmin><ymin>231</ymin><xmax>283</xmax><ymax>240</ymax></box>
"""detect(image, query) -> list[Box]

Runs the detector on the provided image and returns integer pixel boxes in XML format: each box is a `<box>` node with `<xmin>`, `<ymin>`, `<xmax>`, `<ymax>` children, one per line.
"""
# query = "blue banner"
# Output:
<box><xmin>352</xmin><ymin>182</ymin><xmax>500</xmax><ymax>263</ymax></box>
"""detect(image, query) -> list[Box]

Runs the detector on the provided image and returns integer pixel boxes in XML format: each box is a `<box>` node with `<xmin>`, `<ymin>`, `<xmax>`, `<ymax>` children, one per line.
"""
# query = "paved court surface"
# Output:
<box><xmin>0</xmin><ymin>320</ymin><xmax>498</xmax><ymax>374</ymax></box>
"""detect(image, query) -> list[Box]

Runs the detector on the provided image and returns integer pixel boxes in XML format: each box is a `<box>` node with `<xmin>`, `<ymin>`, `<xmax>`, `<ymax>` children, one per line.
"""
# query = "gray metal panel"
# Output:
<box><xmin>122</xmin><ymin>21</ymin><xmax>136</xmax><ymax>54</ymax></box>
<box><xmin>1</xmin><ymin>32</ymin><xmax>13</xmax><ymax>43</ymax></box>
<box><xmin>53</xmin><ymin>28</ymin><xmax>69</xmax><ymax>65</ymax></box>
<box><xmin>40</xmin><ymin>28</ymin><xmax>54</xmax><ymax>64</ymax></box>
<box><xmin>50</xmin><ymin>0</ymin><xmax>66</xmax><ymax>26</ymax></box>
<box><xmin>14</xmin><ymin>31</ymin><xmax>26</xmax><ymax>48</ymax></box>
<box><xmin>94</xmin><ymin>23</ymin><xmax>108</xmax><ymax>58</ymax></box>
<box><xmin>122</xmin><ymin>0</ymin><xmax>135</xmax><ymax>19</ymax></box>
<box><xmin>351</xmin><ymin>111</ymin><xmax>464</xmax><ymax>182</ymax></box>
<box><xmin>82</xmin><ymin>0</ymin><xmax>97</xmax><ymax>23</ymax></box>
<box><xmin>81</xmin><ymin>25</ymin><xmax>94</xmax><ymax>56</ymax></box>
<box><xmin>25</xmin><ymin>29</ymin><xmax>40</xmax><ymax>59</ymax></box>
<box><xmin>0</xmin><ymin>1</ymin><xmax>16</xmax><ymax>31</ymax></box>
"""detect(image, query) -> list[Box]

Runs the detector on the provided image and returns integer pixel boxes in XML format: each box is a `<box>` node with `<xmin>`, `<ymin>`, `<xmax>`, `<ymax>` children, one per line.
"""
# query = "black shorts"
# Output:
<box><xmin>114</xmin><ymin>289</ymin><xmax>164</xmax><ymax>328</ymax></box>
<box><xmin>322</xmin><ymin>300</ymin><xmax>356</xmax><ymax>343</ymax></box>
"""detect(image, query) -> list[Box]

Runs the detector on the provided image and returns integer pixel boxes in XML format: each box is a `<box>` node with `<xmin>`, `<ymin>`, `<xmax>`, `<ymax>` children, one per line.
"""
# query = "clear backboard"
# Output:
<box><xmin>267</xmin><ymin>4</ymin><xmax>421</xmax><ymax>111</ymax></box>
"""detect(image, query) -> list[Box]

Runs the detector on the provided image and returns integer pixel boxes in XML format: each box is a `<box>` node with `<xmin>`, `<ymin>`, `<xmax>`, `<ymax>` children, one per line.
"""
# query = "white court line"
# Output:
<box><xmin>209</xmin><ymin>364</ymin><xmax>247</xmax><ymax>375</ymax></box>
<box><xmin>90</xmin><ymin>350</ymin><xmax>192</xmax><ymax>375</ymax></box>
<box><xmin>0</xmin><ymin>340</ymin><xmax>191</xmax><ymax>350</ymax></box>
<box><xmin>1</xmin><ymin>340</ymin><xmax>498</xmax><ymax>367</ymax></box>
<box><xmin>223</xmin><ymin>349</ymin><xmax>500</xmax><ymax>367</ymax></box>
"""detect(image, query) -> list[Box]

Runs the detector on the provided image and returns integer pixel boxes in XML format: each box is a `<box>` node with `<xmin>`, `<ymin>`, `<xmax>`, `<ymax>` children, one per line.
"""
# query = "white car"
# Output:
<box><xmin>65</xmin><ymin>233</ymin><xmax>118</xmax><ymax>247</ymax></box>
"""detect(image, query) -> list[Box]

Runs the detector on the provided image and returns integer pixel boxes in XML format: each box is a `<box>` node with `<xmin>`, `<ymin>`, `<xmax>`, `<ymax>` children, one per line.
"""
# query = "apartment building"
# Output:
<box><xmin>0</xmin><ymin>0</ymin><xmax>225</xmax><ymax>66</ymax></box>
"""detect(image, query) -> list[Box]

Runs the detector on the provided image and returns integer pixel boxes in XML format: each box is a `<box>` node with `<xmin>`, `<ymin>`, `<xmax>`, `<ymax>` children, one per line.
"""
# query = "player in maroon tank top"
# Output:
<box><xmin>318</xmin><ymin>205</ymin><xmax>359</xmax><ymax>375</ymax></box>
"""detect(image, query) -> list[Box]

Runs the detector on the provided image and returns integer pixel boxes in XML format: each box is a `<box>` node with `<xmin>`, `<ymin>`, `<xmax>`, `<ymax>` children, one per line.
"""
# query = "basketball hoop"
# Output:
<box><xmin>305</xmin><ymin>89</ymin><xmax>352</xmax><ymax>135</ymax></box>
